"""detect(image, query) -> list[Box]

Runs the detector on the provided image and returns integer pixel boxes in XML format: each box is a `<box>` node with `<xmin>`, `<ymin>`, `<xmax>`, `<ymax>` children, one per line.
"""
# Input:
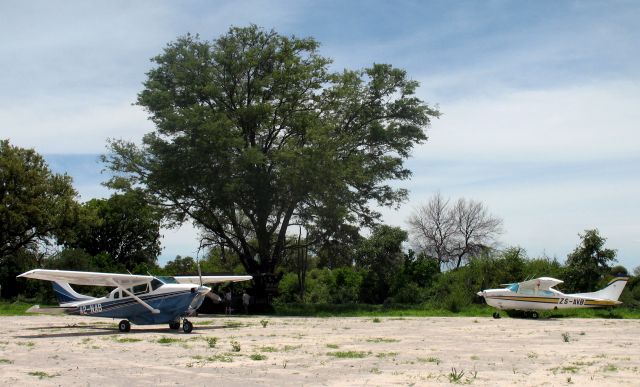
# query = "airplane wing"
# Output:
<box><xmin>18</xmin><ymin>269</ymin><xmax>153</xmax><ymax>287</ymax></box>
<box><xmin>174</xmin><ymin>275</ymin><xmax>252</xmax><ymax>285</ymax></box>
<box><xmin>518</xmin><ymin>277</ymin><xmax>563</xmax><ymax>290</ymax></box>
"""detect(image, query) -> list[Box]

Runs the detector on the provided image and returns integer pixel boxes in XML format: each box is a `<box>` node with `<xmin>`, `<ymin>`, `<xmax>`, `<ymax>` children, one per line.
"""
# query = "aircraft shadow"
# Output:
<box><xmin>15</xmin><ymin>324</ymin><xmax>232</xmax><ymax>339</ymax></box>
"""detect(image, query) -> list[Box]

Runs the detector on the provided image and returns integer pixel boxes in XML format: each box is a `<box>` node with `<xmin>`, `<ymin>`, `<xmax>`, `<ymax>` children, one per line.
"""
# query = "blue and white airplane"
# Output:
<box><xmin>18</xmin><ymin>269</ymin><xmax>251</xmax><ymax>333</ymax></box>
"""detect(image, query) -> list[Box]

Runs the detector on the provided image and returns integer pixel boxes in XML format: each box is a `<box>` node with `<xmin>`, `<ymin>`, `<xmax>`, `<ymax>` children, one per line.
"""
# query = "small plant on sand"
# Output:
<box><xmin>115</xmin><ymin>337</ymin><xmax>142</xmax><ymax>343</ymax></box>
<box><xmin>327</xmin><ymin>351</ymin><xmax>370</xmax><ymax>359</ymax></box>
<box><xmin>224</xmin><ymin>320</ymin><xmax>244</xmax><ymax>328</ymax></box>
<box><xmin>260</xmin><ymin>319</ymin><xmax>269</xmax><ymax>328</ymax></box>
<box><xmin>207</xmin><ymin>354</ymin><xmax>233</xmax><ymax>362</ymax></box>
<box><xmin>376</xmin><ymin>352</ymin><xmax>398</xmax><ymax>358</ymax></box>
<box><xmin>206</xmin><ymin>337</ymin><xmax>218</xmax><ymax>348</ymax></box>
<box><xmin>602</xmin><ymin>363</ymin><xmax>618</xmax><ymax>372</ymax></box>
<box><xmin>366</xmin><ymin>337</ymin><xmax>399</xmax><ymax>343</ymax></box>
<box><xmin>561</xmin><ymin>332</ymin><xmax>571</xmax><ymax>342</ymax></box>
<box><xmin>372</xmin><ymin>317</ymin><xmax>381</xmax><ymax>323</ymax></box>
<box><xmin>259</xmin><ymin>346</ymin><xmax>278</xmax><ymax>352</ymax></box>
<box><xmin>418</xmin><ymin>356</ymin><xmax>441</xmax><ymax>365</ymax></box>
<box><xmin>157</xmin><ymin>337</ymin><xmax>181</xmax><ymax>344</ymax></box>
<box><xmin>448</xmin><ymin>368</ymin><xmax>465</xmax><ymax>383</ymax></box>
<box><xmin>230</xmin><ymin>340</ymin><xmax>241</xmax><ymax>352</ymax></box>
<box><xmin>28</xmin><ymin>371</ymin><xmax>56</xmax><ymax>379</ymax></box>
<box><xmin>250</xmin><ymin>353</ymin><xmax>267</xmax><ymax>361</ymax></box>
<box><xmin>0</xmin><ymin>358</ymin><xmax>13</xmax><ymax>364</ymax></box>
<box><xmin>326</xmin><ymin>344</ymin><xmax>339</xmax><ymax>349</ymax></box>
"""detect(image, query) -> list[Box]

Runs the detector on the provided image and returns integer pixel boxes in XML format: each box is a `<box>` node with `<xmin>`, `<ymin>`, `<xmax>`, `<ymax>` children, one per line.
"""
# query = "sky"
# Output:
<box><xmin>2</xmin><ymin>0</ymin><xmax>639</xmax><ymax>269</ymax></box>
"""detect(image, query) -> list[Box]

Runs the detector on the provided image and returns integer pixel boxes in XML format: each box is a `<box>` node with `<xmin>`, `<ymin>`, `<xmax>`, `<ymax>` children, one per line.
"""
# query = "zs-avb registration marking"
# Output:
<box><xmin>558</xmin><ymin>298</ymin><xmax>584</xmax><ymax>306</ymax></box>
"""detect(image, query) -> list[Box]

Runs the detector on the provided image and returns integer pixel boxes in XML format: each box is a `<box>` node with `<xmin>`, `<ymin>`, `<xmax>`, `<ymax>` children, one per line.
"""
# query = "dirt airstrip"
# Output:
<box><xmin>0</xmin><ymin>315</ymin><xmax>638</xmax><ymax>386</ymax></box>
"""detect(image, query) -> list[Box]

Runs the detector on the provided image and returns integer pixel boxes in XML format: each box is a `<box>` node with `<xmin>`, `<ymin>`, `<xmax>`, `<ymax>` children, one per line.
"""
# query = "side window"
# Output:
<box><xmin>151</xmin><ymin>279</ymin><xmax>163</xmax><ymax>291</ymax></box>
<box><xmin>132</xmin><ymin>283</ymin><xmax>149</xmax><ymax>295</ymax></box>
<box><xmin>114</xmin><ymin>290</ymin><xmax>120</xmax><ymax>299</ymax></box>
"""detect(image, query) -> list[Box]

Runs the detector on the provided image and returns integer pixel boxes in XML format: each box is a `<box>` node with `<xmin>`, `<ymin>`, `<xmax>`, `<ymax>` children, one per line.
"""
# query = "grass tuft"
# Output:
<box><xmin>157</xmin><ymin>337</ymin><xmax>182</xmax><ymax>344</ymax></box>
<box><xmin>28</xmin><ymin>371</ymin><xmax>56</xmax><ymax>379</ymax></box>
<box><xmin>327</xmin><ymin>351</ymin><xmax>370</xmax><ymax>358</ymax></box>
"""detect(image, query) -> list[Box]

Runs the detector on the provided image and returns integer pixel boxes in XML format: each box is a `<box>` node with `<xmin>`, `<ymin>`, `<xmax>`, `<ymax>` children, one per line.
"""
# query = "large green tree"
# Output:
<box><xmin>355</xmin><ymin>225</ymin><xmax>408</xmax><ymax>303</ymax></box>
<box><xmin>64</xmin><ymin>190</ymin><xmax>163</xmax><ymax>271</ymax></box>
<box><xmin>105</xmin><ymin>26</ymin><xmax>439</xmax><ymax>293</ymax></box>
<box><xmin>0</xmin><ymin>140</ymin><xmax>79</xmax><ymax>262</ymax></box>
<box><xmin>563</xmin><ymin>229</ymin><xmax>617</xmax><ymax>292</ymax></box>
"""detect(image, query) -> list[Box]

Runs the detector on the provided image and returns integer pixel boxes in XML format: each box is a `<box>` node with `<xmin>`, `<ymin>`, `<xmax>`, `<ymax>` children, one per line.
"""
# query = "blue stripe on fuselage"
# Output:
<box><xmin>71</xmin><ymin>290</ymin><xmax>198</xmax><ymax>325</ymax></box>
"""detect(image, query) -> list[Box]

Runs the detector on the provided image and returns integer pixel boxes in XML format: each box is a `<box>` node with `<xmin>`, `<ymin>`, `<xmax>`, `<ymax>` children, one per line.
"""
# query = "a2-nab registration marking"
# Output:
<box><xmin>558</xmin><ymin>298</ymin><xmax>584</xmax><ymax>306</ymax></box>
<box><xmin>79</xmin><ymin>303</ymin><xmax>102</xmax><ymax>314</ymax></box>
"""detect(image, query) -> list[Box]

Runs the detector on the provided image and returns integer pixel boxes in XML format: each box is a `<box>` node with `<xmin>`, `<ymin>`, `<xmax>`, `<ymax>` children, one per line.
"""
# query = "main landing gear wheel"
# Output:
<box><xmin>531</xmin><ymin>311</ymin><xmax>539</xmax><ymax>319</ymax></box>
<box><xmin>182</xmin><ymin>319</ymin><xmax>193</xmax><ymax>333</ymax></box>
<box><xmin>492</xmin><ymin>312</ymin><xmax>501</xmax><ymax>319</ymax></box>
<box><xmin>169</xmin><ymin>321</ymin><xmax>180</xmax><ymax>330</ymax></box>
<box><xmin>118</xmin><ymin>320</ymin><xmax>131</xmax><ymax>332</ymax></box>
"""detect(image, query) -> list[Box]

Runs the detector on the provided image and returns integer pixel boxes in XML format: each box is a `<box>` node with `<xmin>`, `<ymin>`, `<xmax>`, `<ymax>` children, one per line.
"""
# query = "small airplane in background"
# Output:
<box><xmin>18</xmin><ymin>269</ymin><xmax>251</xmax><ymax>333</ymax></box>
<box><xmin>477</xmin><ymin>276</ymin><xmax>628</xmax><ymax>319</ymax></box>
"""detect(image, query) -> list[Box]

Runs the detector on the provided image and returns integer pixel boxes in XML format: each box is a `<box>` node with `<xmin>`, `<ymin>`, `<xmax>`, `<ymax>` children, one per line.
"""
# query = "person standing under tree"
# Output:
<box><xmin>242</xmin><ymin>290</ymin><xmax>250</xmax><ymax>314</ymax></box>
<box><xmin>224</xmin><ymin>289</ymin><xmax>232</xmax><ymax>315</ymax></box>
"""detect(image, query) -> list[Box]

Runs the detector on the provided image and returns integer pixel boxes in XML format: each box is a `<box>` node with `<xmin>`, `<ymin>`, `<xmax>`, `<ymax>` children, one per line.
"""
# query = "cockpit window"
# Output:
<box><xmin>507</xmin><ymin>283</ymin><xmax>519</xmax><ymax>292</ymax></box>
<box><xmin>150</xmin><ymin>278</ymin><xmax>163</xmax><ymax>291</ymax></box>
<box><xmin>157</xmin><ymin>276</ymin><xmax>178</xmax><ymax>284</ymax></box>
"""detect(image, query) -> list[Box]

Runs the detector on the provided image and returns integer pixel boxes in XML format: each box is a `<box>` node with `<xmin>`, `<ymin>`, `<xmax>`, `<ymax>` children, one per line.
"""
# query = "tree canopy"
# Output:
<box><xmin>563</xmin><ymin>229</ymin><xmax>617</xmax><ymax>292</ymax></box>
<box><xmin>63</xmin><ymin>190</ymin><xmax>163</xmax><ymax>271</ymax></box>
<box><xmin>105</xmin><ymin>25</ymin><xmax>440</xmax><ymax>290</ymax></box>
<box><xmin>0</xmin><ymin>139</ymin><xmax>79</xmax><ymax>261</ymax></box>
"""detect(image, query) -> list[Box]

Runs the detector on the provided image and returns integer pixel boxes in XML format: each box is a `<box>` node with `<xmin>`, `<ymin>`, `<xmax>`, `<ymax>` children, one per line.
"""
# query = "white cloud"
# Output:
<box><xmin>1</xmin><ymin>94</ymin><xmax>151</xmax><ymax>154</ymax></box>
<box><xmin>416</xmin><ymin>81</ymin><xmax>640</xmax><ymax>162</ymax></box>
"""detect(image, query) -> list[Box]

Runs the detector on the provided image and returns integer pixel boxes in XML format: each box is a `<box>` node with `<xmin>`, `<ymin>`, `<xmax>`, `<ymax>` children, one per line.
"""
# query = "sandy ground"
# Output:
<box><xmin>0</xmin><ymin>315</ymin><xmax>638</xmax><ymax>386</ymax></box>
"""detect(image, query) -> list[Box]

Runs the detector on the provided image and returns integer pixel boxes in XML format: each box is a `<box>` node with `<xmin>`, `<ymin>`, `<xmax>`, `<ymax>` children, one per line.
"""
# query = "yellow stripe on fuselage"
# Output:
<box><xmin>486</xmin><ymin>296</ymin><xmax>559</xmax><ymax>304</ymax></box>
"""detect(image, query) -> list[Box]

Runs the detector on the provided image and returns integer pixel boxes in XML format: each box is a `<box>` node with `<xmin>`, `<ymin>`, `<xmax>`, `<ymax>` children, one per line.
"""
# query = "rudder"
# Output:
<box><xmin>52</xmin><ymin>282</ymin><xmax>94</xmax><ymax>305</ymax></box>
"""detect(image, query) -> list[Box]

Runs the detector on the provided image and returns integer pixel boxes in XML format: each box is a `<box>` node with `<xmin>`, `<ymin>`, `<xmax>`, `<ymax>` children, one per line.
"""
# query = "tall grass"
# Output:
<box><xmin>0</xmin><ymin>301</ymin><xmax>32</xmax><ymax>316</ymax></box>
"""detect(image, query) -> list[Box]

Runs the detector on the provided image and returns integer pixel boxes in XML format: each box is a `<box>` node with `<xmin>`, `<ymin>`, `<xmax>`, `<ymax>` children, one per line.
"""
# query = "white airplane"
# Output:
<box><xmin>477</xmin><ymin>276</ymin><xmax>628</xmax><ymax>319</ymax></box>
<box><xmin>17</xmin><ymin>269</ymin><xmax>251</xmax><ymax>333</ymax></box>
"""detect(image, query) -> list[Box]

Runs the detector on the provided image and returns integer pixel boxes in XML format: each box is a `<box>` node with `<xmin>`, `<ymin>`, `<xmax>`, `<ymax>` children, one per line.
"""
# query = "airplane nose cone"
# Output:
<box><xmin>476</xmin><ymin>291</ymin><xmax>484</xmax><ymax>297</ymax></box>
<box><xmin>198</xmin><ymin>286</ymin><xmax>211</xmax><ymax>294</ymax></box>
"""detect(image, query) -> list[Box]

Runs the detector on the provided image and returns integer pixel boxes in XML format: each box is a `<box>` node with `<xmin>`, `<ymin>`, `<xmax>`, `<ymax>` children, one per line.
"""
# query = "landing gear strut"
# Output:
<box><xmin>492</xmin><ymin>312</ymin><xmax>501</xmax><ymax>319</ymax></box>
<box><xmin>118</xmin><ymin>320</ymin><xmax>131</xmax><ymax>332</ymax></box>
<box><xmin>182</xmin><ymin>319</ymin><xmax>193</xmax><ymax>333</ymax></box>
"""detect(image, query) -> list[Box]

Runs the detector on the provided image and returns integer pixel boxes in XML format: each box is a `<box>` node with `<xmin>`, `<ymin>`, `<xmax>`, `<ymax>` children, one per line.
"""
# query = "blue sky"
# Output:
<box><xmin>2</xmin><ymin>1</ymin><xmax>639</xmax><ymax>269</ymax></box>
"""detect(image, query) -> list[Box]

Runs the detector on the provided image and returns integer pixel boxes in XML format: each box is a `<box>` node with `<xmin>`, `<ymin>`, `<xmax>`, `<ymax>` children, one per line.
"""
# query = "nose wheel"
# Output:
<box><xmin>492</xmin><ymin>312</ymin><xmax>501</xmax><ymax>319</ymax></box>
<box><xmin>169</xmin><ymin>321</ymin><xmax>180</xmax><ymax>330</ymax></box>
<box><xmin>182</xmin><ymin>319</ymin><xmax>193</xmax><ymax>333</ymax></box>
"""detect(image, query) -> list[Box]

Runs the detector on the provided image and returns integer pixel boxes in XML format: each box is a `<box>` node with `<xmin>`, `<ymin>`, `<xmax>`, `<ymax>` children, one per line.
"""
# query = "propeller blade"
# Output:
<box><xmin>206</xmin><ymin>291</ymin><xmax>222</xmax><ymax>303</ymax></box>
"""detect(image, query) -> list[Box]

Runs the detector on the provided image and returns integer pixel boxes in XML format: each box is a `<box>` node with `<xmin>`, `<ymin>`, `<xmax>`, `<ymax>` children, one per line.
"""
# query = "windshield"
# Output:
<box><xmin>157</xmin><ymin>276</ymin><xmax>178</xmax><ymax>284</ymax></box>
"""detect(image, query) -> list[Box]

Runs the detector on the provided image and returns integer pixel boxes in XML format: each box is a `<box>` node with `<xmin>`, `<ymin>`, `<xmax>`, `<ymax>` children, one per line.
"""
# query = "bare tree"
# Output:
<box><xmin>407</xmin><ymin>192</ymin><xmax>456</xmax><ymax>268</ymax></box>
<box><xmin>450</xmin><ymin>198</ymin><xmax>503</xmax><ymax>268</ymax></box>
<box><xmin>407</xmin><ymin>193</ymin><xmax>503</xmax><ymax>269</ymax></box>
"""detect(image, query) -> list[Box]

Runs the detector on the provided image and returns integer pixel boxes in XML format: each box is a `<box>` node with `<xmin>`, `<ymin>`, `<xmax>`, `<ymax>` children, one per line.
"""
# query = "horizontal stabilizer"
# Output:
<box><xmin>26</xmin><ymin>305</ymin><xmax>73</xmax><ymax>315</ymax></box>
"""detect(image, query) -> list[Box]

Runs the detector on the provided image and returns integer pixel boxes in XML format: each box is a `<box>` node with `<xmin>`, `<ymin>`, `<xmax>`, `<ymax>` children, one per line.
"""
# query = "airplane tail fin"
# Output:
<box><xmin>578</xmin><ymin>277</ymin><xmax>629</xmax><ymax>301</ymax></box>
<box><xmin>52</xmin><ymin>282</ymin><xmax>94</xmax><ymax>305</ymax></box>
